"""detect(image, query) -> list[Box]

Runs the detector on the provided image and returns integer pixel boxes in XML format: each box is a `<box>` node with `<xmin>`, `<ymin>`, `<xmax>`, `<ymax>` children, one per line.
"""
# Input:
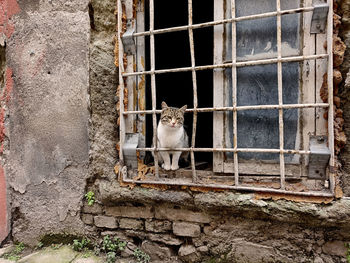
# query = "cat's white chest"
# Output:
<box><xmin>157</xmin><ymin>123</ymin><xmax>184</xmax><ymax>148</ymax></box>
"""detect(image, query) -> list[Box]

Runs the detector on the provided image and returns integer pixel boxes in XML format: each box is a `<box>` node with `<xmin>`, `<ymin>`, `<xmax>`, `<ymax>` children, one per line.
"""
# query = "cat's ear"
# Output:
<box><xmin>179</xmin><ymin>105</ymin><xmax>187</xmax><ymax>113</ymax></box>
<box><xmin>161</xmin><ymin>101</ymin><xmax>168</xmax><ymax>109</ymax></box>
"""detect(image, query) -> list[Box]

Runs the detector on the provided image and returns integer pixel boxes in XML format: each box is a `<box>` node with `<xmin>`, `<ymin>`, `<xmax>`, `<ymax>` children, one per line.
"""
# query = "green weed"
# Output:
<box><xmin>85</xmin><ymin>191</ymin><xmax>95</xmax><ymax>206</ymax></box>
<box><xmin>133</xmin><ymin>248</ymin><xmax>150</xmax><ymax>263</ymax></box>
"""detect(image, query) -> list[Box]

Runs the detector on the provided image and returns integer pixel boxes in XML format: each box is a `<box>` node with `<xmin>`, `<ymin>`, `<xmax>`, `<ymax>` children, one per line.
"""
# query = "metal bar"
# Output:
<box><xmin>188</xmin><ymin>0</ymin><xmax>198</xmax><ymax>182</ymax></box>
<box><xmin>149</xmin><ymin>0</ymin><xmax>159</xmax><ymax>178</ymax></box>
<box><xmin>231</xmin><ymin>0</ymin><xmax>239</xmax><ymax>186</ymax></box>
<box><xmin>122</xmin><ymin>54</ymin><xmax>328</xmax><ymax>77</ymax></box>
<box><xmin>123</xmin><ymin>103</ymin><xmax>330</xmax><ymax>115</ymax></box>
<box><xmin>136</xmin><ymin>147</ymin><xmax>311</xmax><ymax>154</ymax></box>
<box><xmin>122</xmin><ymin>171</ymin><xmax>333</xmax><ymax>197</ymax></box>
<box><xmin>117</xmin><ymin>0</ymin><xmax>126</xmax><ymax>162</ymax></box>
<box><xmin>327</xmin><ymin>0</ymin><xmax>335</xmax><ymax>194</ymax></box>
<box><xmin>132</xmin><ymin>6</ymin><xmax>315</xmax><ymax>37</ymax></box>
<box><xmin>276</xmin><ymin>0</ymin><xmax>285</xmax><ymax>189</ymax></box>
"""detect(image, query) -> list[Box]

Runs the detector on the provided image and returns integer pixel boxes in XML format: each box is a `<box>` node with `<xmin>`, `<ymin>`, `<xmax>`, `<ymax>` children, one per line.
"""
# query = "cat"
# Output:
<box><xmin>154</xmin><ymin>101</ymin><xmax>189</xmax><ymax>170</ymax></box>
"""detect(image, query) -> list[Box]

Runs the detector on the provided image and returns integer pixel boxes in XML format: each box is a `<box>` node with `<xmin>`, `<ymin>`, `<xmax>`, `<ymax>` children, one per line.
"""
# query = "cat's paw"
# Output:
<box><xmin>171</xmin><ymin>164</ymin><xmax>179</xmax><ymax>170</ymax></box>
<box><xmin>162</xmin><ymin>163</ymin><xmax>171</xmax><ymax>170</ymax></box>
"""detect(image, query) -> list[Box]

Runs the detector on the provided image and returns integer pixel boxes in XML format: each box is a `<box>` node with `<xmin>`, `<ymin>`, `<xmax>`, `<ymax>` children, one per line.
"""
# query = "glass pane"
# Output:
<box><xmin>225</xmin><ymin>0</ymin><xmax>300</xmax><ymax>162</ymax></box>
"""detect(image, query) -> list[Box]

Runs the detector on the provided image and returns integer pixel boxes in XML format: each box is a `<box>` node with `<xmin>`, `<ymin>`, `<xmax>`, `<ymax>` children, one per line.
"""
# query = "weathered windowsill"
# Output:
<box><xmin>97</xmin><ymin>179</ymin><xmax>350</xmax><ymax>228</ymax></box>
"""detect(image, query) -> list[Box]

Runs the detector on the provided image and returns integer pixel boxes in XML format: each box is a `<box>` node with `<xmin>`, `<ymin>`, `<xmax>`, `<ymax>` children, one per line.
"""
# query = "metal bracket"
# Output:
<box><xmin>310</xmin><ymin>3</ymin><xmax>329</xmax><ymax>34</ymax></box>
<box><xmin>122</xmin><ymin>133</ymin><xmax>140</xmax><ymax>170</ymax></box>
<box><xmin>122</xmin><ymin>19</ymin><xmax>136</xmax><ymax>55</ymax></box>
<box><xmin>308</xmin><ymin>135</ymin><xmax>330</xmax><ymax>180</ymax></box>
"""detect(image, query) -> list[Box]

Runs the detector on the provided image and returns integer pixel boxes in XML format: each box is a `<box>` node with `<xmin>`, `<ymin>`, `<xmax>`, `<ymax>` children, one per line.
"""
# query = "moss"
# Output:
<box><xmin>40</xmin><ymin>233</ymin><xmax>80</xmax><ymax>247</ymax></box>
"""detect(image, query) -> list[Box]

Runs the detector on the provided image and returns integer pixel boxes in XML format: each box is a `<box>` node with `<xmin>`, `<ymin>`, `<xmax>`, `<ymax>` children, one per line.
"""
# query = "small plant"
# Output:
<box><xmin>133</xmin><ymin>248</ymin><xmax>150</xmax><ymax>263</ymax></box>
<box><xmin>102</xmin><ymin>235</ymin><xmax>126</xmax><ymax>253</ymax></box>
<box><xmin>51</xmin><ymin>243</ymin><xmax>63</xmax><ymax>250</ymax></box>
<box><xmin>101</xmin><ymin>235</ymin><xmax>127</xmax><ymax>263</ymax></box>
<box><xmin>35</xmin><ymin>241</ymin><xmax>44</xmax><ymax>250</ymax></box>
<box><xmin>2</xmin><ymin>242</ymin><xmax>25</xmax><ymax>261</ymax></box>
<box><xmin>346</xmin><ymin>243</ymin><xmax>350</xmax><ymax>263</ymax></box>
<box><xmin>106</xmin><ymin>251</ymin><xmax>117</xmax><ymax>263</ymax></box>
<box><xmin>85</xmin><ymin>191</ymin><xmax>95</xmax><ymax>206</ymax></box>
<box><xmin>73</xmin><ymin>238</ymin><xmax>91</xmax><ymax>252</ymax></box>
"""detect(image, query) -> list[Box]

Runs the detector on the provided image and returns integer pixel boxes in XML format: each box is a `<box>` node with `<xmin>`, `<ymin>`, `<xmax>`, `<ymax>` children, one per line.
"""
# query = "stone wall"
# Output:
<box><xmin>2</xmin><ymin>0</ymin><xmax>350</xmax><ymax>262</ymax></box>
<box><xmin>81</xmin><ymin>186</ymin><xmax>350</xmax><ymax>262</ymax></box>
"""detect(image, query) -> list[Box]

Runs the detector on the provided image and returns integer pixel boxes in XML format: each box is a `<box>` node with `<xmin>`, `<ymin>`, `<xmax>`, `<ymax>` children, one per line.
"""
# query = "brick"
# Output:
<box><xmin>81</xmin><ymin>213</ymin><xmax>93</xmax><ymax>225</ymax></box>
<box><xmin>105</xmin><ymin>206</ymin><xmax>154</xmax><ymax>219</ymax></box>
<box><xmin>173</xmin><ymin>222</ymin><xmax>201</xmax><ymax>237</ymax></box>
<box><xmin>322</xmin><ymin>241</ymin><xmax>347</xmax><ymax>256</ymax></box>
<box><xmin>141</xmin><ymin>241</ymin><xmax>173</xmax><ymax>261</ymax></box>
<box><xmin>155</xmin><ymin>207</ymin><xmax>210</xmax><ymax>223</ymax></box>
<box><xmin>148</xmin><ymin>233</ymin><xmax>183</xmax><ymax>245</ymax></box>
<box><xmin>94</xmin><ymin>216</ymin><xmax>118</xmax><ymax>229</ymax></box>
<box><xmin>119</xmin><ymin>218</ymin><xmax>144</xmax><ymax>230</ymax></box>
<box><xmin>82</xmin><ymin>203</ymin><xmax>103</xmax><ymax>214</ymax></box>
<box><xmin>145</xmin><ymin>219</ymin><xmax>172</xmax><ymax>233</ymax></box>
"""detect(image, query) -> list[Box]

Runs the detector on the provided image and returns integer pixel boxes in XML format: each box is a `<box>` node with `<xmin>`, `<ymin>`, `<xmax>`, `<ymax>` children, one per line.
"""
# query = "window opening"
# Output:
<box><xmin>144</xmin><ymin>0</ymin><xmax>214</xmax><ymax>167</ymax></box>
<box><xmin>117</xmin><ymin>0</ymin><xmax>335</xmax><ymax>197</ymax></box>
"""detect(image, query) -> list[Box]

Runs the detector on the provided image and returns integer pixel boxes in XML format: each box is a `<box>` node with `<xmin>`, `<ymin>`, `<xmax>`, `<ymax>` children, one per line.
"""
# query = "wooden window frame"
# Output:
<box><xmin>117</xmin><ymin>0</ymin><xmax>335</xmax><ymax>197</ymax></box>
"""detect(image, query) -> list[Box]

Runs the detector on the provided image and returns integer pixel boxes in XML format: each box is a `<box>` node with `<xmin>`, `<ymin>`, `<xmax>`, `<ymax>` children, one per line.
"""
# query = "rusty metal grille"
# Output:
<box><xmin>117</xmin><ymin>0</ymin><xmax>335</xmax><ymax>197</ymax></box>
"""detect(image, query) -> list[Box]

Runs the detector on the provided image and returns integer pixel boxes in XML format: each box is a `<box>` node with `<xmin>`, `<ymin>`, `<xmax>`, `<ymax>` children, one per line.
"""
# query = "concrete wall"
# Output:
<box><xmin>2</xmin><ymin>0</ymin><xmax>90</xmax><ymax>245</ymax></box>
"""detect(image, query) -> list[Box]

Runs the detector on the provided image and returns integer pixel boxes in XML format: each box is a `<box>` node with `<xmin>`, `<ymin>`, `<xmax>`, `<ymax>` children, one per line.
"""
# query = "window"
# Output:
<box><xmin>117</xmin><ymin>0</ymin><xmax>334</xmax><ymax>197</ymax></box>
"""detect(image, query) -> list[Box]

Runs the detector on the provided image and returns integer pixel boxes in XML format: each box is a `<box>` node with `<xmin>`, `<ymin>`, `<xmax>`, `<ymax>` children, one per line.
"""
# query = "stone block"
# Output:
<box><xmin>197</xmin><ymin>246</ymin><xmax>209</xmax><ymax>253</ymax></box>
<box><xmin>105</xmin><ymin>206</ymin><xmax>154</xmax><ymax>219</ymax></box>
<box><xmin>233</xmin><ymin>242</ymin><xmax>293</xmax><ymax>263</ymax></box>
<box><xmin>148</xmin><ymin>233</ymin><xmax>183</xmax><ymax>246</ymax></box>
<box><xmin>145</xmin><ymin>219</ymin><xmax>172</xmax><ymax>233</ymax></box>
<box><xmin>94</xmin><ymin>216</ymin><xmax>117</xmax><ymax>229</ymax></box>
<box><xmin>81</xmin><ymin>214</ymin><xmax>93</xmax><ymax>225</ymax></box>
<box><xmin>141</xmin><ymin>241</ymin><xmax>173</xmax><ymax>261</ymax></box>
<box><xmin>119</xmin><ymin>218</ymin><xmax>144</xmax><ymax>230</ymax></box>
<box><xmin>322</xmin><ymin>240</ymin><xmax>347</xmax><ymax>256</ymax></box>
<box><xmin>173</xmin><ymin>222</ymin><xmax>201</xmax><ymax>237</ymax></box>
<box><xmin>82</xmin><ymin>203</ymin><xmax>103</xmax><ymax>214</ymax></box>
<box><xmin>178</xmin><ymin>244</ymin><xmax>200</xmax><ymax>263</ymax></box>
<box><xmin>155</xmin><ymin>207</ymin><xmax>210</xmax><ymax>223</ymax></box>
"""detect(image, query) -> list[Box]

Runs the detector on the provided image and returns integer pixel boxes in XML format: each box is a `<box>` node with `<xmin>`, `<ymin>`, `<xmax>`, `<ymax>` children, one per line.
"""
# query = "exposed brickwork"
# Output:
<box><xmin>155</xmin><ymin>206</ymin><xmax>211</xmax><ymax>223</ymax></box>
<box><xmin>105</xmin><ymin>206</ymin><xmax>154</xmax><ymax>219</ymax></box>
<box><xmin>94</xmin><ymin>216</ymin><xmax>118</xmax><ymax>229</ymax></box>
<box><xmin>118</xmin><ymin>218</ymin><xmax>144</xmax><ymax>230</ymax></box>
<box><xmin>173</xmin><ymin>222</ymin><xmax>201</xmax><ymax>237</ymax></box>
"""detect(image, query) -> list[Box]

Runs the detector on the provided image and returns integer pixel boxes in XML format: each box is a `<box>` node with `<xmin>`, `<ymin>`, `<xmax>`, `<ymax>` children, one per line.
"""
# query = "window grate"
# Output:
<box><xmin>117</xmin><ymin>0</ymin><xmax>335</xmax><ymax>197</ymax></box>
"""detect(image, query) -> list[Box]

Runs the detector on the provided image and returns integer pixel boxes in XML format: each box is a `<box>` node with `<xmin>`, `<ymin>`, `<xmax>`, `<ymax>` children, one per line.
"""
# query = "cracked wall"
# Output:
<box><xmin>4</xmin><ymin>0</ymin><xmax>91</xmax><ymax>245</ymax></box>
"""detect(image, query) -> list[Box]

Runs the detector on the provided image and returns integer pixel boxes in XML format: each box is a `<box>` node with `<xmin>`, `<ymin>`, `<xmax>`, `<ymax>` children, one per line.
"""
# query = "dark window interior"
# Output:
<box><xmin>145</xmin><ymin>0</ymin><xmax>214</xmax><ymax>165</ymax></box>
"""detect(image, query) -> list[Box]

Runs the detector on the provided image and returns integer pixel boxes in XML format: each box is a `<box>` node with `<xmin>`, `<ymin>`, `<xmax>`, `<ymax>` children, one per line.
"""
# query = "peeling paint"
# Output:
<box><xmin>0</xmin><ymin>0</ymin><xmax>20</xmax><ymax>38</ymax></box>
<box><xmin>254</xmin><ymin>192</ymin><xmax>333</xmax><ymax>204</ymax></box>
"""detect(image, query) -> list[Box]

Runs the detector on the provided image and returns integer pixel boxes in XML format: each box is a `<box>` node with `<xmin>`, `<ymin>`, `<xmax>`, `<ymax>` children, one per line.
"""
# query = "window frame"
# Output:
<box><xmin>212</xmin><ymin>0</ymin><xmax>329</xmax><ymax>179</ymax></box>
<box><xmin>117</xmin><ymin>0</ymin><xmax>335</xmax><ymax>197</ymax></box>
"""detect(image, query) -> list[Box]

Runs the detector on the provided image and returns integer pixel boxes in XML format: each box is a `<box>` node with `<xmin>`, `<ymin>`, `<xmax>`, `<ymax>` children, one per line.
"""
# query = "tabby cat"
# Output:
<box><xmin>155</xmin><ymin>101</ymin><xmax>189</xmax><ymax>170</ymax></box>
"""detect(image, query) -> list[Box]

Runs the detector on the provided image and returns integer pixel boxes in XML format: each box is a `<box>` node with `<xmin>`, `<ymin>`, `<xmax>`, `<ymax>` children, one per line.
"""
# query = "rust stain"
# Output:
<box><xmin>138</xmin><ymin>75</ymin><xmax>145</xmax><ymax>112</ymax></box>
<box><xmin>133</xmin><ymin>0</ymin><xmax>137</xmax><ymax>19</ymax></box>
<box><xmin>141</xmin><ymin>184</ymin><xmax>169</xmax><ymax>191</ymax></box>
<box><xmin>254</xmin><ymin>192</ymin><xmax>333</xmax><ymax>204</ymax></box>
<box><xmin>124</xmin><ymin>87</ymin><xmax>128</xmax><ymax>111</ymax></box>
<box><xmin>189</xmin><ymin>186</ymin><xmax>225</xmax><ymax>193</ymax></box>
<box><xmin>116</xmin><ymin>142</ymin><xmax>120</xmax><ymax>152</ymax></box>
<box><xmin>115</xmin><ymin>164</ymin><xmax>136</xmax><ymax>189</ymax></box>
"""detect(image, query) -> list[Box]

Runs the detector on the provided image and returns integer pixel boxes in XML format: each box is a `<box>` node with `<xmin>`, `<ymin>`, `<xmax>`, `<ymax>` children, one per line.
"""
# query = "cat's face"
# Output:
<box><xmin>160</xmin><ymin>101</ymin><xmax>187</xmax><ymax>128</ymax></box>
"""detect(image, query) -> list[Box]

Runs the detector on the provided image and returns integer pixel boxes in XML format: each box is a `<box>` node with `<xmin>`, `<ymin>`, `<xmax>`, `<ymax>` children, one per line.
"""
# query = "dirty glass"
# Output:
<box><xmin>225</xmin><ymin>0</ymin><xmax>301</xmax><ymax>162</ymax></box>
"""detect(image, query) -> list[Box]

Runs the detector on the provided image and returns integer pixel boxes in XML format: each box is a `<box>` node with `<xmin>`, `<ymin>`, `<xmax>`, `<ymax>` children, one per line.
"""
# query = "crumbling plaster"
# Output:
<box><xmin>5</xmin><ymin>0</ymin><xmax>90</xmax><ymax>244</ymax></box>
